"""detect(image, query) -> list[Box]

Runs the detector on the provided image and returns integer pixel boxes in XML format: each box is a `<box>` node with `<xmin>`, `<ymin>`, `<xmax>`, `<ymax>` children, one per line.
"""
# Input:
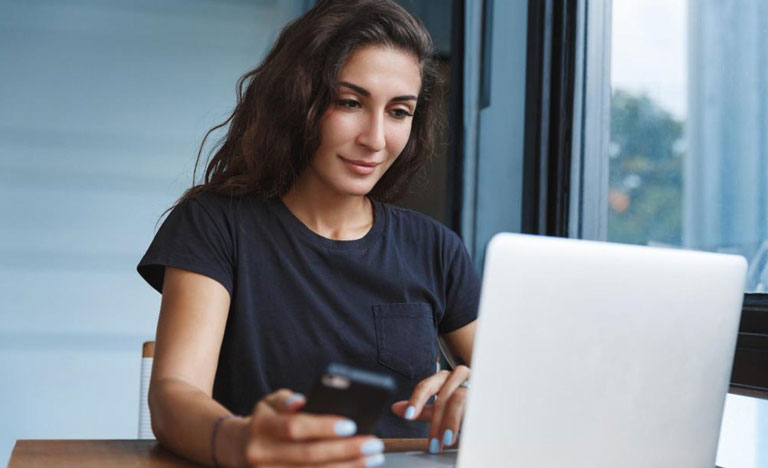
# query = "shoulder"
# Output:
<box><xmin>379</xmin><ymin>203</ymin><xmax>466</xmax><ymax>252</ymax></box>
<box><xmin>180</xmin><ymin>190</ymin><xmax>244</xmax><ymax>215</ymax></box>
<box><xmin>173</xmin><ymin>191</ymin><xmax>269</xmax><ymax>223</ymax></box>
<box><xmin>160</xmin><ymin>191</ymin><xmax>275</xmax><ymax>245</ymax></box>
<box><xmin>381</xmin><ymin>203</ymin><xmax>446</xmax><ymax>230</ymax></box>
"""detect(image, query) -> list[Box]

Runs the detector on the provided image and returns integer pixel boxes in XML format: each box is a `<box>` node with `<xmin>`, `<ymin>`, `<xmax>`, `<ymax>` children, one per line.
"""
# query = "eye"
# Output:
<box><xmin>336</xmin><ymin>99</ymin><xmax>360</xmax><ymax>109</ymax></box>
<box><xmin>390</xmin><ymin>108</ymin><xmax>414</xmax><ymax>120</ymax></box>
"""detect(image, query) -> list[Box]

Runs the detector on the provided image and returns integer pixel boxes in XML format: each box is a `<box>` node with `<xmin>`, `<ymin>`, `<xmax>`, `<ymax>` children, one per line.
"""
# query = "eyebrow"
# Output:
<box><xmin>339</xmin><ymin>81</ymin><xmax>418</xmax><ymax>102</ymax></box>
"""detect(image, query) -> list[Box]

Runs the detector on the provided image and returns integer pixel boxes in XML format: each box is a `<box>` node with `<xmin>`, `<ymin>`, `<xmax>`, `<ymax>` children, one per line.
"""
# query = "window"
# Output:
<box><xmin>603</xmin><ymin>0</ymin><xmax>768</xmax><ymax>413</ymax></box>
<box><xmin>608</xmin><ymin>0</ymin><xmax>768</xmax><ymax>294</ymax></box>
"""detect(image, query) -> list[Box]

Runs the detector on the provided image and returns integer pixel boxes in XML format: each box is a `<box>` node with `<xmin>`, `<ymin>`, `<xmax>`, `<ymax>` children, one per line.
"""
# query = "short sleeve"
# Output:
<box><xmin>137</xmin><ymin>195</ymin><xmax>235</xmax><ymax>296</ymax></box>
<box><xmin>438</xmin><ymin>232</ymin><xmax>481</xmax><ymax>334</ymax></box>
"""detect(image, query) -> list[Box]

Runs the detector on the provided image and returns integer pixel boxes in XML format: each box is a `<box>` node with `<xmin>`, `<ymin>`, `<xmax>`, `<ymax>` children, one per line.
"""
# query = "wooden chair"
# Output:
<box><xmin>138</xmin><ymin>341</ymin><xmax>155</xmax><ymax>439</ymax></box>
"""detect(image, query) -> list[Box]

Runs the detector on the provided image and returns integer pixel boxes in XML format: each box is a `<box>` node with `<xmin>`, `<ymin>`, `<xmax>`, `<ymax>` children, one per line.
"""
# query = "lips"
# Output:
<box><xmin>339</xmin><ymin>156</ymin><xmax>380</xmax><ymax>168</ymax></box>
<box><xmin>339</xmin><ymin>155</ymin><xmax>380</xmax><ymax>175</ymax></box>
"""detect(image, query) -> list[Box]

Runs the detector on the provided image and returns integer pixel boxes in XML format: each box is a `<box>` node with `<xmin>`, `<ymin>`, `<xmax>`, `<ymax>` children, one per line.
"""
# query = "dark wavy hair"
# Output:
<box><xmin>180</xmin><ymin>0</ymin><xmax>443</xmax><ymax>204</ymax></box>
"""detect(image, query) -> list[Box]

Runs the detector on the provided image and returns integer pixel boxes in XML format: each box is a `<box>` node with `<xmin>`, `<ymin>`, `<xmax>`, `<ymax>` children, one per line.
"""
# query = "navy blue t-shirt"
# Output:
<box><xmin>137</xmin><ymin>191</ymin><xmax>480</xmax><ymax>437</ymax></box>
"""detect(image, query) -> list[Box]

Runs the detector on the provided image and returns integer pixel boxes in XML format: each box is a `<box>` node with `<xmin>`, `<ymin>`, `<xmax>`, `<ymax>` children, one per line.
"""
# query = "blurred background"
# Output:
<box><xmin>0</xmin><ymin>0</ymin><xmax>307</xmax><ymax>461</ymax></box>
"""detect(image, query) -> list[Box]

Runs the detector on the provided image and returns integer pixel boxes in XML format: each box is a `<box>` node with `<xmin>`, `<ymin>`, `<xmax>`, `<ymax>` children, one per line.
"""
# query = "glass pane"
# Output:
<box><xmin>609</xmin><ymin>0</ymin><xmax>768</xmax><ymax>293</ymax></box>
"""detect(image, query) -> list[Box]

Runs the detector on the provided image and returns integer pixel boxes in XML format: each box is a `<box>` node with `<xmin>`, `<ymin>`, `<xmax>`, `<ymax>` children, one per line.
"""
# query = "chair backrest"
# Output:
<box><xmin>138</xmin><ymin>341</ymin><xmax>155</xmax><ymax>439</ymax></box>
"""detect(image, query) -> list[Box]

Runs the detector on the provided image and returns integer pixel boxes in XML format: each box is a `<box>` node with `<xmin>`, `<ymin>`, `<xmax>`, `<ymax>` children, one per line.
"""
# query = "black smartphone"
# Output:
<box><xmin>303</xmin><ymin>363</ymin><xmax>397</xmax><ymax>434</ymax></box>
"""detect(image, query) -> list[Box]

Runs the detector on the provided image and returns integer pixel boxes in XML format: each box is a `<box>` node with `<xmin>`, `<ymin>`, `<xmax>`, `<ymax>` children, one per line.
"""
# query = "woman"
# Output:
<box><xmin>138</xmin><ymin>1</ymin><xmax>480</xmax><ymax>467</ymax></box>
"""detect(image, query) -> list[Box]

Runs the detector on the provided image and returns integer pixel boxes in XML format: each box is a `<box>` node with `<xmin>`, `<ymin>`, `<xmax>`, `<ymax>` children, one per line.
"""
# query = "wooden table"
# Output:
<box><xmin>7</xmin><ymin>439</ymin><xmax>431</xmax><ymax>468</ymax></box>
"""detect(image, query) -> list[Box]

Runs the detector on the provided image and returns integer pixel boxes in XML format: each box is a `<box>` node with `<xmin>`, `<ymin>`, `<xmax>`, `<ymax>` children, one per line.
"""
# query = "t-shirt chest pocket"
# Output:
<box><xmin>372</xmin><ymin>303</ymin><xmax>438</xmax><ymax>380</ymax></box>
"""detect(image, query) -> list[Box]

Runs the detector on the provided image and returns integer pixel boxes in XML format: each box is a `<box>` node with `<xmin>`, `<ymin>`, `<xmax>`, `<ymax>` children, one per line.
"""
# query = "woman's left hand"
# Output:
<box><xmin>391</xmin><ymin>364</ymin><xmax>471</xmax><ymax>453</ymax></box>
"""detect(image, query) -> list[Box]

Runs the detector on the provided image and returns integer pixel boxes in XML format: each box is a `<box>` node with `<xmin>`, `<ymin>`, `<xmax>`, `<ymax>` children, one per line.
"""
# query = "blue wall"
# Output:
<box><xmin>0</xmin><ymin>1</ymin><xmax>304</xmax><ymax>464</ymax></box>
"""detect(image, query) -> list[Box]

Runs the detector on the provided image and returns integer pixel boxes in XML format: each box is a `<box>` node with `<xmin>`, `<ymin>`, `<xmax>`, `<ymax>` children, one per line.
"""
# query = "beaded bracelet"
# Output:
<box><xmin>211</xmin><ymin>414</ymin><xmax>238</xmax><ymax>468</ymax></box>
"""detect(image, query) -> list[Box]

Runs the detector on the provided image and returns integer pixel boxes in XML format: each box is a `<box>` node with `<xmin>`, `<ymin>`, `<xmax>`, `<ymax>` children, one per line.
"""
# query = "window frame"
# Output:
<box><xmin>521</xmin><ymin>0</ymin><xmax>579</xmax><ymax>237</ymax></box>
<box><xmin>567</xmin><ymin>0</ymin><xmax>611</xmax><ymax>241</ymax></box>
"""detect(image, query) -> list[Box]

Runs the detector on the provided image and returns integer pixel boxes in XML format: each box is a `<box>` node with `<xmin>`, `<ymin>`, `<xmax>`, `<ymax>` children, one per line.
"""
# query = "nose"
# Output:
<box><xmin>356</xmin><ymin>112</ymin><xmax>386</xmax><ymax>152</ymax></box>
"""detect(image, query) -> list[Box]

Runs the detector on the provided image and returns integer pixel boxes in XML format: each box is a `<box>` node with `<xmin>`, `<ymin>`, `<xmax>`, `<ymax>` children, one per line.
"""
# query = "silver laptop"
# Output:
<box><xmin>384</xmin><ymin>233</ymin><xmax>746</xmax><ymax>468</ymax></box>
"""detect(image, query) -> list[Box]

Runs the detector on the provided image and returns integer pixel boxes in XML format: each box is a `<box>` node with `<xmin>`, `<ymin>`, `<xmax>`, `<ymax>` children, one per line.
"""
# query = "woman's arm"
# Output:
<box><xmin>440</xmin><ymin>320</ymin><xmax>477</xmax><ymax>365</ymax></box>
<box><xmin>149</xmin><ymin>266</ymin><xmax>248</xmax><ymax>467</ymax></box>
<box><xmin>150</xmin><ymin>267</ymin><xmax>383</xmax><ymax>468</ymax></box>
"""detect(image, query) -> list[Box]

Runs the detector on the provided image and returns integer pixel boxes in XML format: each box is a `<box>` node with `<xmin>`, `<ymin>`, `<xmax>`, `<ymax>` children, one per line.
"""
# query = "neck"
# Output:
<box><xmin>282</xmin><ymin>174</ymin><xmax>374</xmax><ymax>241</ymax></box>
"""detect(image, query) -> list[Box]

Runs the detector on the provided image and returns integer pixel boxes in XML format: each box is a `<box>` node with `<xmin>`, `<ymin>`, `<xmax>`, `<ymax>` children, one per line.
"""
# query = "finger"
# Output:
<box><xmin>437</xmin><ymin>390</ymin><xmax>467</xmax><ymax>448</ymax></box>
<box><xmin>313</xmin><ymin>453</ymin><xmax>387</xmax><ymax>468</ymax></box>
<box><xmin>260</xmin><ymin>458</ymin><xmax>386</xmax><ymax>468</ymax></box>
<box><xmin>429</xmin><ymin>366</ymin><xmax>470</xmax><ymax>452</ymax></box>
<box><xmin>401</xmin><ymin>370</ymin><xmax>451</xmax><ymax>421</ymax></box>
<box><xmin>247</xmin><ymin>435</ymin><xmax>384</xmax><ymax>466</ymax></box>
<box><xmin>257</xmin><ymin>453</ymin><xmax>387</xmax><ymax>468</ymax></box>
<box><xmin>391</xmin><ymin>400</ymin><xmax>433</xmax><ymax>421</ymax></box>
<box><xmin>429</xmin><ymin>366</ymin><xmax>470</xmax><ymax>441</ymax></box>
<box><xmin>257</xmin><ymin>412</ymin><xmax>359</xmax><ymax>441</ymax></box>
<box><xmin>261</xmin><ymin>388</ymin><xmax>307</xmax><ymax>412</ymax></box>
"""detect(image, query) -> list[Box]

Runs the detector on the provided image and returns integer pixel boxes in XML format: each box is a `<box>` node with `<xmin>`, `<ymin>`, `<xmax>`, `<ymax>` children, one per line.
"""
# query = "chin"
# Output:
<box><xmin>332</xmin><ymin>178</ymin><xmax>379</xmax><ymax>198</ymax></box>
<box><xmin>339</xmin><ymin>186</ymin><xmax>376</xmax><ymax>198</ymax></box>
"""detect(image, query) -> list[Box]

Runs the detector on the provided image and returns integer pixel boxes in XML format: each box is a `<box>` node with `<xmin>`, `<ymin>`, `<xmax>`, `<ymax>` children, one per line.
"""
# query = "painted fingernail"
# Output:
<box><xmin>365</xmin><ymin>453</ymin><xmax>385</xmax><ymax>467</ymax></box>
<box><xmin>334</xmin><ymin>419</ymin><xmax>357</xmax><ymax>436</ymax></box>
<box><xmin>361</xmin><ymin>438</ymin><xmax>384</xmax><ymax>455</ymax></box>
<box><xmin>404</xmin><ymin>405</ymin><xmax>416</xmax><ymax>420</ymax></box>
<box><xmin>442</xmin><ymin>429</ymin><xmax>453</xmax><ymax>446</ymax></box>
<box><xmin>429</xmin><ymin>437</ymin><xmax>440</xmax><ymax>454</ymax></box>
<box><xmin>283</xmin><ymin>393</ymin><xmax>305</xmax><ymax>407</ymax></box>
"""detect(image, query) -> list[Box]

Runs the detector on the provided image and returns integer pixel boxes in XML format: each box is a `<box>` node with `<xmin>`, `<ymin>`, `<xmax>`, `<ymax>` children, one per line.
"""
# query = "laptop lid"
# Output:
<box><xmin>457</xmin><ymin>234</ymin><xmax>746</xmax><ymax>467</ymax></box>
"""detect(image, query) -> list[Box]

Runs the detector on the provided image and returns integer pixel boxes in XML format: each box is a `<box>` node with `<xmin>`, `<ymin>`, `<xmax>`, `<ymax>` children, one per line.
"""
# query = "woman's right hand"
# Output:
<box><xmin>240</xmin><ymin>389</ymin><xmax>386</xmax><ymax>468</ymax></box>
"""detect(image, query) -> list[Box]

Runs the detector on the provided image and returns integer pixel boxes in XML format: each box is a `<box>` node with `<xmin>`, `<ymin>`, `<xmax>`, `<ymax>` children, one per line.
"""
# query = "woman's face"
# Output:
<box><xmin>307</xmin><ymin>45</ymin><xmax>422</xmax><ymax>198</ymax></box>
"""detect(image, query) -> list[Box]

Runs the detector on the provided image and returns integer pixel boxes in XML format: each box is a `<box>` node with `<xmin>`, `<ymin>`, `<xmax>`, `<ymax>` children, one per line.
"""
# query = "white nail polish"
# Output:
<box><xmin>283</xmin><ymin>393</ymin><xmax>305</xmax><ymax>407</ymax></box>
<box><xmin>365</xmin><ymin>453</ymin><xmax>385</xmax><ymax>467</ymax></box>
<box><xmin>334</xmin><ymin>419</ymin><xmax>357</xmax><ymax>436</ymax></box>
<box><xmin>361</xmin><ymin>438</ymin><xmax>384</xmax><ymax>455</ymax></box>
